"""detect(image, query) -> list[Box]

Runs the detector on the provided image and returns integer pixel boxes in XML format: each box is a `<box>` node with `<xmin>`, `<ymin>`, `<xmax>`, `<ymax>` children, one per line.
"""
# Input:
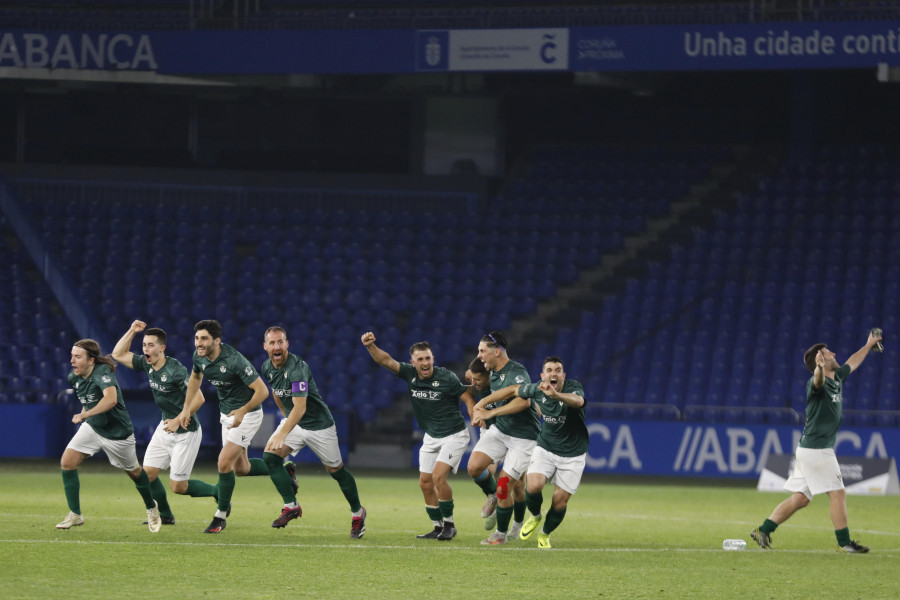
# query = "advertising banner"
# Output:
<box><xmin>2</xmin><ymin>20</ymin><xmax>899</xmax><ymax>75</ymax></box>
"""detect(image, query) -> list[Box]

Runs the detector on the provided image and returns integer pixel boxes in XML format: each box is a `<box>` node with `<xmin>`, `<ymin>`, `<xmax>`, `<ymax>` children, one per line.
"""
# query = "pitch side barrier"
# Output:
<box><xmin>2</xmin><ymin>21</ymin><xmax>900</xmax><ymax>75</ymax></box>
<box><xmin>451</xmin><ymin>420</ymin><xmax>900</xmax><ymax>480</ymax></box>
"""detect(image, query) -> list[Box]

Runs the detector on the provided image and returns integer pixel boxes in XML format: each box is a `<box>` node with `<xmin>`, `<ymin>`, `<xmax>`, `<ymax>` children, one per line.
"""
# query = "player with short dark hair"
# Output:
<box><xmin>465</xmin><ymin>356</ymin><xmax>500</xmax><ymax>531</ymax></box>
<box><xmin>111</xmin><ymin>320</ymin><xmax>220</xmax><ymax>526</ymax></box>
<box><xmin>469</xmin><ymin>331</ymin><xmax>539</xmax><ymax>545</ymax></box>
<box><xmin>56</xmin><ymin>339</ymin><xmax>162</xmax><ymax>533</ymax></box>
<box><xmin>481</xmin><ymin>356</ymin><xmax>588</xmax><ymax>549</ymax></box>
<box><xmin>751</xmin><ymin>330</ymin><xmax>882</xmax><ymax>552</ymax></box>
<box><xmin>175</xmin><ymin>319</ymin><xmax>271</xmax><ymax>534</ymax></box>
<box><xmin>362</xmin><ymin>331</ymin><xmax>475</xmax><ymax>541</ymax></box>
<box><xmin>260</xmin><ymin>326</ymin><xmax>367</xmax><ymax>538</ymax></box>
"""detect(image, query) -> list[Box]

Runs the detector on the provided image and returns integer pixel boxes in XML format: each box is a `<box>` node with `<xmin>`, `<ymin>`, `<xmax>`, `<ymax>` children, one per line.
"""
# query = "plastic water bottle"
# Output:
<box><xmin>722</xmin><ymin>539</ymin><xmax>747</xmax><ymax>551</ymax></box>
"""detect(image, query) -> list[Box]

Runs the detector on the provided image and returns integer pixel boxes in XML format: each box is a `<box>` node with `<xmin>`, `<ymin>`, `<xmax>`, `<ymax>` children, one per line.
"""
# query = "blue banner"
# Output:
<box><xmin>582</xmin><ymin>420</ymin><xmax>900</xmax><ymax>479</ymax></box>
<box><xmin>3</xmin><ymin>20</ymin><xmax>900</xmax><ymax>75</ymax></box>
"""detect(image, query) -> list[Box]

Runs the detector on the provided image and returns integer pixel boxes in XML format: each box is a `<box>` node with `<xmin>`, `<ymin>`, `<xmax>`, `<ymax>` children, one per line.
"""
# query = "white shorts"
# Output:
<box><xmin>274</xmin><ymin>420</ymin><xmax>344</xmax><ymax>468</ymax></box>
<box><xmin>66</xmin><ymin>423</ymin><xmax>139</xmax><ymax>471</ymax></box>
<box><xmin>784</xmin><ymin>447</ymin><xmax>844</xmax><ymax>500</ymax></box>
<box><xmin>527</xmin><ymin>445</ymin><xmax>586</xmax><ymax>495</ymax></box>
<box><xmin>419</xmin><ymin>429</ymin><xmax>471</xmax><ymax>475</ymax></box>
<box><xmin>143</xmin><ymin>420</ymin><xmax>204</xmax><ymax>481</ymax></box>
<box><xmin>221</xmin><ymin>410</ymin><xmax>263</xmax><ymax>449</ymax></box>
<box><xmin>471</xmin><ymin>426</ymin><xmax>536</xmax><ymax>481</ymax></box>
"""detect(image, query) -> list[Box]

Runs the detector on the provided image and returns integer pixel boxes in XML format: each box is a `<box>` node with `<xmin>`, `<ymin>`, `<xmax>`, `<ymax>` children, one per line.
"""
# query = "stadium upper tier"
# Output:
<box><xmin>2</xmin><ymin>1</ymin><xmax>899</xmax><ymax>31</ymax></box>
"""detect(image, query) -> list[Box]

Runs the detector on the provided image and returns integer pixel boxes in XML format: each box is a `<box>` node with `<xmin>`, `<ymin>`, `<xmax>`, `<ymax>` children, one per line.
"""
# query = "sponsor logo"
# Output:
<box><xmin>101</xmin><ymin>375</ymin><xmax>111</xmax><ymax>383</ymax></box>
<box><xmin>244</xmin><ymin>366</ymin><xmax>253</xmax><ymax>376</ymax></box>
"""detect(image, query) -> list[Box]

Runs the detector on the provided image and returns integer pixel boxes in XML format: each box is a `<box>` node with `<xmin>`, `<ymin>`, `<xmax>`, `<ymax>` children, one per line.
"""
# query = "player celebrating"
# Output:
<box><xmin>362</xmin><ymin>331</ymin><xmax>475</xmax><ymax>541</ymax></box>
<box><xmin>57</xmin><ymin>339</ymin><xmax>161</xmax><ymax>533</ymax></box>
<box><xmin>111</xmin><ymin>320</ymin><xmax>220</xmax><ymax>525</ymax></box>
<box><xmin>751</xmin><ymin>331</ymin><xmax>882</xmax><ymax>553</ymax></box>
<box><xmin>477</xmin><ymin>356</ymin><xmax>588</xmax><ymax>548</ymax></box>
<box><xmin>175</xmin><ymin>320</ymin><xmax>270</xmax><ymax>534</ymax></box>
<box><xmin>260</xmin><ymin>326</ymin><xmax>367</xmax><ymax>538</ymax></box>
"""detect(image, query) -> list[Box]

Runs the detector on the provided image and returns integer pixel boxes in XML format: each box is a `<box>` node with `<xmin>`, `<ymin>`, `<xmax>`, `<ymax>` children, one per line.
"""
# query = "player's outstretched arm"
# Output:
<box><xmin>845</xmin><ymin>330</ymin><xmax>883</xmax><ymax>373</ymax></box>
<box><xmin>111</xmin><ymin>320</ymin><xmax>146</xmax><ymax>368</ymax></box>
<box><xmin>361</xmin><ymin>331</ymin><xmax>400</xmax><ymax>375</ymax></box>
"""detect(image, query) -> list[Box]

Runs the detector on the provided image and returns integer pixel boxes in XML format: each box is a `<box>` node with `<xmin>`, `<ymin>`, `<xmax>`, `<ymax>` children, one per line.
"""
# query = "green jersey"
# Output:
<box><xmin>799</xmin><ymin>364</ymin><xmax>850</xmax><ymax>449</ymax></box>
<box><xmin>518</xmin><ymin>380</ymin><xmax>588</xmax><ymax>457</ymax></box>
<box><xmin>397</xmin><ymin>363</ymin><xmax>468</xmax><ymax>438</ymax></box>
<box><xmin>68</xmin><ymin>363</ymin><xmax>134</xmax><ymax>440</ymax></box>
<box><xmin>192</xmin><ymin>343</ymin><xmax>262</xmax><ymax>415</ymax></box>
<box><xmin>132</xmin><ymin>354</ymin><xmax>199</xmax><ymax>433</ymax></box>
<box><xmin>261</xmin><ymin>353</ymin><xmax>334</xmax><ymax>431</ymax></box>
<box><xmin>489</xmin><ymin>359</ymin><xmax>539</xmax><ymax>440</ymax></box>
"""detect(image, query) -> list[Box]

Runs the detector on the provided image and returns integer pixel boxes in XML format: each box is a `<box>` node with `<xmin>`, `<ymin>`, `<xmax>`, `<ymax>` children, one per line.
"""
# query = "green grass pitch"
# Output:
<box><xmin>1</xmin><ymin>459</ymin><xmax>898</xmax><ymax>599</ymax></box>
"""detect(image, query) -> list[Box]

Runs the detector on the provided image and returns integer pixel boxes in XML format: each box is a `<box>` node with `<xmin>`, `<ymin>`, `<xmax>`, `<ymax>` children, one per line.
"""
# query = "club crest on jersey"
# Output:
<box><xmin>432</xmin><ymin>381</ymin><xmax>440</xmax><ymax>387</ymax></box>
<box><xmin>514</xmin><ymin>376</ymin><xmax>525</xmax><ymax>384</ymax></box>
<box><xmin>220</xmin><ymin>365</ymin><xmax>227</xmax><ymax>373</ymax></box>
<box><xmin>244</xmin><ymin>366</ymin><xmax>253</xmax><ymax>376</ymax></box>
<box><xmin>161</xmin><ymin>375</ymin><xmax>167</xmax><ymax>382</ymax></box>
<box><xmin>102</xmin><ymin>375</ymin><xmax>111</xmax><ymax>383</ymax></box>
<box><xmin>500</xmin><ymin>374</ymin><xmax>506</xmax><ymax>381</ymax></box>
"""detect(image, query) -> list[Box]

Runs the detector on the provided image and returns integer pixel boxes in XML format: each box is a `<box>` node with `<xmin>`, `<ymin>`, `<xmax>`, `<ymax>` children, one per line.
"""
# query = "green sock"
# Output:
<box><xmin>425</xmin><ymin>505</ymin><xmax>442</xmax><ymax>525</ymax></box>
<box><xmin>133</xmin><ymin>469</ymin><xmax>155</xmax><ymax>510</ymax></box>
<box><xmin>496</xmin><ymin>505</ymin><xmax>513</xmax><ymax>533</ymax></box>
<box><xmin>835</xmin><ymin>527</ymin><xmax>851</xmax><ymax>547</ymax></box>
<box><xmin>247</xmin><ymin>457</ymin><xmax>269</xmax><ymax>476</ymax></box>
<box><xmin>761</xmin><ymin>518</ymin><xmax>778</xmax><ymax>534</ymax></box>
<box><xmin>330</xmin><ymin>467</ymin><xmax>362</xmax><ymax>512</ymax></box>
<box><xmin>513</xmin><ymin>500</ymin><xmax>526</xmax><ymax>523</ymax></box>
<box><xmin>61</xmin><ymin>469</ymin><xmax>80</xmax><ymax>514</ymax></box>
<box><xmin>217</xmin><ymin>471</ymin><xmax>235</xmax><ymax>512</ymax></box>
<box><xmin>525</xmin><ymin>489</ymin><xmax>543</xmax><ymax>516</ymax></box>
<box><xmin>149</xmin><ymin>477</ymin><xmax>173</xmax><ymax>518</ymax></box>
<box><xmin>438</xmin><ymin>499</ymin><xmax>454</xmax><ymax>522</ymax></box>
<box><xmin>474</xmin><ymin>470</ymin><xmax>497</xmax><ymax>495</ymax></box>
<box><xmin>185</xmin><ymin>479</ymin><xmax>217</xmax><ymax>498</ymax></box>
<box><xmin>543</xmin><ymin>506</ymin><xmax>567</xmax><ymax>534</ymax></box>
<box><xmin>264</xmin><ymin>452</ymin><xmax>296</xmax><ymax>504</ymax></box>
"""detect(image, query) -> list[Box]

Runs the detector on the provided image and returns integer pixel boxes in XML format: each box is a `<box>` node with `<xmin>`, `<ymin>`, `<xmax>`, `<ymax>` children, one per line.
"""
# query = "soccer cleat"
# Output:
<box><xmin>481</xmin><ymin>531</ymin><xmax>508</xmax><ymax>546</ymax></box>
<box><xmin>519</xmin><ymin>514</ymin><xmax>543</xmax><ymax>540</ymax></box>
<box><xmin>284</xmin><ymin>461</ymin><xmax>299</xmax><ymax>496</ymax></box>
<box><xmin>482</xmin><ymin>493</ymin><xmax>498</xmax><ymax>531</ymax></box>
<box><xmin>143</xmin><ymin>516</ymin><xmax>175</xmax><ymax>525</ymax></box>
<box><xmin>204</xmin><ymin>516</ymin><xmax>227</xmax><ymax>534</ymax></box>
<box><xmin>146</xmin><ymin>500</ymin><xmax>162</xmax><ymax>533</ymax></box>
<box><xmin>507</xmin><ymin>520</ymin><xmax>523</xmax><ymax>541</ymax></box>
<box><xmin>350</xmin><ymin>506</ymin><xmax>367</xmax><ymax>539</ymax></box>
<box><xmin>840</xmin><ymin>540</ymin><xmax>870</xmax><ymax>553</ymax></box>
<box><xmin>416</xmin><ymin>525</ymin><xmax>442</xmax><ymax>539</ymax></box>
<box><xmin>537</xmin><ymin>532</ymin><xmax>551</xmax><ymax>549</ymax></box>
<box><xmin>436</xmin><ymin>521</ymin><xmax>457</xmax><ymax>541</ymax></box>
<box><xmin>271</xmin><ymin>505</ymin><xmax>302</xmax><ymax>528</ymax></box>
<box><xmin>751</xmin><ymin>528</ymin><xmax>772</xmax><ymax>550</ymax></box>
<box><xmin>56</xmin><ymin>511</ymin><xmax>84</xmax><ymax>530</ymax></box>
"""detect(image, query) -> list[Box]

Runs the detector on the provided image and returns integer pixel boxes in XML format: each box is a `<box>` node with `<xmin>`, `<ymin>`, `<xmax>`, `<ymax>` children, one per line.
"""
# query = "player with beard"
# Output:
<box><xmin>362</xmin><ymin>332</ymin><xmax>475</xmax><ymax>541</ymax></box>
<box><xmin>175</xmin><ymin>319</ymin><xmax>270</xmax><ymax>533</ymax></box>
<box><xmin>476</xmin><ymin>356</ymin><xmax>588</xmax><ymax>548</ymax></box>
<box><xmin>260</xmin><ymin>326</ymin><xmax>366</xmax><ymax>538</ymax></box>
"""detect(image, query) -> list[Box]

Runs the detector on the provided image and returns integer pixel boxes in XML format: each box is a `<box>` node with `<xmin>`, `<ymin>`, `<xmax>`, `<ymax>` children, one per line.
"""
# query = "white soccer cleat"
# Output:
<box><xmin>481</xmin><ymin>530</ymin><xmax>508</xmax><ymax>546</ymax></box>
<box><xmin>507</xmin><ymin>520</ymin><xmax>523</xmax><ymax>541</ymax></box>
<box><xmin>146</xmin><ymin>500</ymin><xmax>162</xmax><ymax>533</ymax></box>
<box><xmin>56</xmin><ymin>511</ymin><xmax>84</xmax><ymax>530</ymax></box>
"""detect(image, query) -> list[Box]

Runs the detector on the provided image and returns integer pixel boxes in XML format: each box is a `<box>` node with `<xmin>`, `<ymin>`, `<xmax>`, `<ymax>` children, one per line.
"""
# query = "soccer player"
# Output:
<box><xmin>175</xmin><ymin>319</ymin><xmax>270</xmax><ymax>534</ymax></box>
<box><xmin>478</xmin><ymin>356</ymin><xmax>588</xmax><ymax>549</ymax></box>
<box><xmin>467</xmin><ymin>331</ymin><xmax>538</xmax><ymax>545</ymax></box>
<box><xmin>361</xmin><ymin>331</ymin><xmax>475</xmax><ymax>541</ymax></box>
<box><xmin>56</xmin><ymin>339</ymin><xmax>161</xmax><ymax>533</ymax></box>
<box><xmin>751</xmin><ymin>331</ymin><xmax>882</xmax><ymax>553</ymax></box>
<box><xmin>465</xmin><ymin>356</ymin><xmax>499</xmax><ymax>531</ymax></box>
<box><xmin>111</xmin><ymin>320</ymin><xmax>220</xmax><ymax>525</ymax></box>
<box><xmin>260</xmin><ymin>326</ymin><xmax>367</xmax><ymax>538</ymax></box>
